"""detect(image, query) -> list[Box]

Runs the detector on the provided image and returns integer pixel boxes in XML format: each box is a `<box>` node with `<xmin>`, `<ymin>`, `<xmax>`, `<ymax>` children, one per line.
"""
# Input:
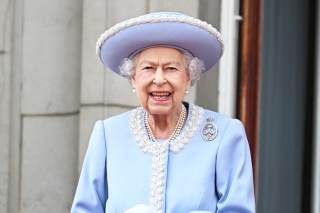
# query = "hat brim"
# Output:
<box><xmin>98</xmin><ymin>14</ymin><xmax>224</xmax><ymax>75</ymax></box>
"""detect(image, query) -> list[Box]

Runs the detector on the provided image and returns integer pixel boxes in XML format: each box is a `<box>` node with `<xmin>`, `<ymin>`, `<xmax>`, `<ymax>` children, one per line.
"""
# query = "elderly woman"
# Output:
<box><xmin>71</xmin><ymin>12</ymin><xmax>255</xmax><ymax>213</ymax></box>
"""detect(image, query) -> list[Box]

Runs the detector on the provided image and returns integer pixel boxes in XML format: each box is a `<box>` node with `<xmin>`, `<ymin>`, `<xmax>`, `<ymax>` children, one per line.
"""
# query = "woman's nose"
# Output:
<box><xmin>153</xmin><ymin>67</ymin><xmax>167</xmax><ymax>86</ymax></box>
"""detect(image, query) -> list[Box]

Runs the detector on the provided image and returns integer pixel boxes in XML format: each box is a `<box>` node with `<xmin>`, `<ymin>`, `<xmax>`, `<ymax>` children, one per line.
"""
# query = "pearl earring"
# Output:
<box><xmin>132</xmin><ymin>88</ymin><xmax>136</xmax><ymax>93</ymax></box>
<box><xmin>186</xmin><ymin>90</ymin><xmax>189</xmax><ymax>95</ymax></box>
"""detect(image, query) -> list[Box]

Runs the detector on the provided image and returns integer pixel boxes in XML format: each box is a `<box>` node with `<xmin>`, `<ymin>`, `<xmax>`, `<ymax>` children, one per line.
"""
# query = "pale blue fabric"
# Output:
<box><xmin>71</xmin><ymin>103</ymin><xmax>255</xmax><ymax>213</ymax></box>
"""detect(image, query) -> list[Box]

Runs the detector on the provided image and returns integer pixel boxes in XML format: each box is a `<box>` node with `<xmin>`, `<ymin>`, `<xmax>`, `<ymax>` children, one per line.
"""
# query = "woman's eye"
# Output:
<box><xmin>142</xmin><ymin>66</ymin><xmax>154</xmax><ymax>70</ymax></box>
<box><xmin>166</xmin><ymin>67</ymin><xmax>178</xmax><ymax>71</ymax></box>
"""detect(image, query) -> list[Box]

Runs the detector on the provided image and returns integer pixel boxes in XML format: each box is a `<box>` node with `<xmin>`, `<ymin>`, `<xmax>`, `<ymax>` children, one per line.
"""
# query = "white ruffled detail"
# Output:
<box><xmin>129</xmin><ymin>104</ymin><xmax>204</xmax><ymax>211</ymax></box>
<box><xmin>96</xmin><ymin>14</ymin><xmax>224</xmax><ymax>58</ymax></box>
<box><xmin>149</xmin><ymin>147</ymin><xmax>167</xmax><ymax>211</ymax></box>
<box><xmin>129</xmin><ymin>104</ymin><xmax>204</xmax><ymax>155</ymax></box>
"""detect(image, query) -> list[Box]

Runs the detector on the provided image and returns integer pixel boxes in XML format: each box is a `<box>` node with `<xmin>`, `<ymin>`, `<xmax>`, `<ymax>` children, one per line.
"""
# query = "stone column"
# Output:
<box><xmin>196</xmin><ymin>0</ymin><xmax>221</xmax><ymax>111</ymax></box>
<box><xmin>0</xmin><ymin>0</ymin><xmax>13</xmax><ymax>212</ymax></box>
<box><xmin>79</xmin><ymin>0</ymin><xmax>147</xmax><ymax>171</ymax></box>
<box><xmin>18</xmin><ymin>0</ymin><xmax>82</xmax><ymax>212</ymax></box>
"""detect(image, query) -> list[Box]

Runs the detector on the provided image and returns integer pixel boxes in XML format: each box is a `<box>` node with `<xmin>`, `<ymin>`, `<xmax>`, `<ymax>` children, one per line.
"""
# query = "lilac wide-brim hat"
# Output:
<box><xmin>96</xmin><ymin>12</ymin><xmax>224</xmax><ymax>75</ymax></box>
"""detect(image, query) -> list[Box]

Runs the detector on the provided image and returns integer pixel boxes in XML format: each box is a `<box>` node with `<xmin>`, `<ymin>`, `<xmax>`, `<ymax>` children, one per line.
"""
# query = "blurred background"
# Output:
<box><xmin>0</xmin><ymin>0</ymin><xmax>319</xmax><ymax>212</ymax></box>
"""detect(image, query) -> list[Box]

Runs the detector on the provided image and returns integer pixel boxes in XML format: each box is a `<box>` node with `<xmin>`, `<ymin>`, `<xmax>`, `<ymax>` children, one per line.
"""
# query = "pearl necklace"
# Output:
<box><xmin>144</xmin><ymin>104</ymin><xmax>187</xmax><ymax>142</ymax></box>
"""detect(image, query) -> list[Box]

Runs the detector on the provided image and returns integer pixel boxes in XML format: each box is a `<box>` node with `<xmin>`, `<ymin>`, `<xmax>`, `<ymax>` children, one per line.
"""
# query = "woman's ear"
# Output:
<box><xmin>131</xmin><ymin>75</ymin><xmax>136</xmax><ymax>88</ymax></box>
<box><xmin>187</xmin><ymin>75</ymin><xmax>192</xmax><ymax>88</ymax></box>
<box><xmin>185</xmin><ymin>69</ymin><xmax>192</xmax><ymax>86</ymax></box>
<box><xmin>188</xmin><ymin>79</ymin><xmax>192</xmax><ymax>88</ymax></box>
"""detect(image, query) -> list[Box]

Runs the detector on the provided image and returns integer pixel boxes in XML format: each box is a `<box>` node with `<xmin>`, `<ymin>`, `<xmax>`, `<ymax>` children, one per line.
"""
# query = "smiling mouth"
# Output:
<box><xmin>150</xmin><ymin>92</ymin><xmax>171</xmax><ymax>99</ymax></box>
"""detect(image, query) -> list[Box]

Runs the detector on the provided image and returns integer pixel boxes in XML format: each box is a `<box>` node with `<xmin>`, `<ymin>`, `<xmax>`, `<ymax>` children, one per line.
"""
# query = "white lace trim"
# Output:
<box><xmin>96</xmin><ymin>13</ymin><xmax>224</xmax><ymax>58</ymax></box>
<box><xmin>129</xmin><ymin>104</ymin><xmax>204</xmax><ymax>154</ymax></box>
<box><xmin>129</xmin><ymin>104</ymin><xmax>204</xmax><ymax>211</ymax></box>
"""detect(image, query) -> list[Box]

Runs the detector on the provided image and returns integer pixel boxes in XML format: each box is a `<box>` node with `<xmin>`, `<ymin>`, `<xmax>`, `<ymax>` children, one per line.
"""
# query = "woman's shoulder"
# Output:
<box><xmin>102</xmin><ymin>109</ymin><xmax>132</xmax><ymax>126</ymax></box>
<box><xmin>202</xmin><ymin>108</ymin><xmax>231</xmax><ymax>121</ymax></box>
<box><xmin>189</xmin><ymin>103</ymin><xmax>233</xmax><ymax>123</ymax></box>
<box><xmin>189</xmin><ymin>103</ymin><xmax>245</xmax><ymax>135</ymax></box>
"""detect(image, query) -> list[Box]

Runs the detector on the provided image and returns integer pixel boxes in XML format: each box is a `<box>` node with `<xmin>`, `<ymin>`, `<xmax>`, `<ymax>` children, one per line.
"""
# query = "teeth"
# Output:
<box><xmin>152</xmin><ymin>92</ymin><xmax>170</xmax><ymax>96</ymax></box>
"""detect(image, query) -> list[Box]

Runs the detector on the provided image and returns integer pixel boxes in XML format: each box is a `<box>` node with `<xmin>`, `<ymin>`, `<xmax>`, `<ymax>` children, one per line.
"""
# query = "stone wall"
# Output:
<box><xmin>0</xmin><ymin>0</ymin><xmax>13</xmax><ymax>212</ymax></box>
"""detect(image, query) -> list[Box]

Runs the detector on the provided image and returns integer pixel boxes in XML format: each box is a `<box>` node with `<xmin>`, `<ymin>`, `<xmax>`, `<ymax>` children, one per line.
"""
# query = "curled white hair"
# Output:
<box><xmin>119</xmin><ymin>58</ymin><xmax>135</xmax><ymax>77</ymax></box>
<box><xmin>119</xmin><ymin>51</ymin><xmax>205</xmax><ymax>85</ymax></box>
<box><xmin>183</xmin><ymin>53</ymin><xmax>204</xmax><ymax>86</ymax></box>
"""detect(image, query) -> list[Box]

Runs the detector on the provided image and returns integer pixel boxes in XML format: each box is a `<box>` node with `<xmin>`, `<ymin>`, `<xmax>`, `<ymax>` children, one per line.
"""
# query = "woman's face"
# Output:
<box><xmin>131</xmin><ymin>47</ymin><xmax>191</xmax><ymax>116</ymax></box>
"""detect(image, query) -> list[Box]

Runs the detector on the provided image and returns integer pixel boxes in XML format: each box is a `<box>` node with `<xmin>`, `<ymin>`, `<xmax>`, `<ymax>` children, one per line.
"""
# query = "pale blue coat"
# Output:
<box><xmin>71</xmin><ymin>103</ymin><xmax>255</xmax><ymax>213</ymax></box>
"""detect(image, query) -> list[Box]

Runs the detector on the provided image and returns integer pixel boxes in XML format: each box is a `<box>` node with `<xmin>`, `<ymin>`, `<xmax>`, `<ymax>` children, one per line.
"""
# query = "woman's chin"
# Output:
<box><xmin>146</xmin><ymin>103</ymin><xmax>181</xmax><ymax>116</ymax></box>
<box><xmin>147</xmin><ymin>108</ymin><xmax>172</xmax><ymax>116</ymax></box>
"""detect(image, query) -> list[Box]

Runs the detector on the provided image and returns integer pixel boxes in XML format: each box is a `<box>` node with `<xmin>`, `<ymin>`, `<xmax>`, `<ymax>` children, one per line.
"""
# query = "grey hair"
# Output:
<box><xmin>119</xmin><ymin>58</ymin><xmax>136</xmax><ymax>77</ymax></box>
<box><xmin>119</xmin><ymin>50</ymin><xmax>205</xmax><ymax>86</ymax></box>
